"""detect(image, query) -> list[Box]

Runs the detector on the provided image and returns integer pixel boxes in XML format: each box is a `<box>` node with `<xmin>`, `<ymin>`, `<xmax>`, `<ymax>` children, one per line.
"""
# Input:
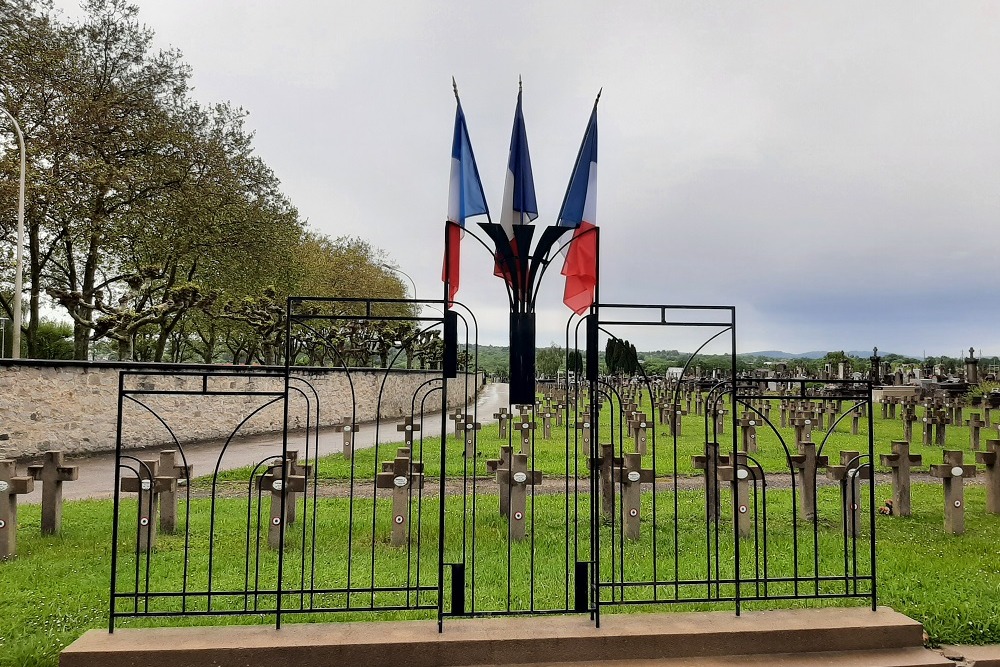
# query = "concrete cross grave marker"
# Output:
<box><xmin>541</xmin><ymin>411</ymin><xmax>554</xmax><ymax>439</ymax></box>
<box><xmin>629</xmin><ymin>414</ymin><xmax>650</xmax><ymax>455</ymax></box>
<box><xmin>555</xmin><ymin>403</ymin><xmax>566</xmax><ymax>427</ymax></box>
<box><xmin>257</xmin><ymin>459</ymin><xmax>307</xmax><ymax>550</ymax></box>
<box><xmin>496</xmin><ymin>453</ymin><xmax>542</xmax><ymax>541</ymax></box>
<box><xmin>667</xmin><ymin>404</ymin><xmax>687</xmax><ymax>437</ymax></box>
<box><xmin>0</xmin><ymin>460</ymin><xmax>34</xmax><ymax>560</ymax></box>
<box><xmin>921</xmin><ymin>414</ymin><xmax>934</xmax><ymax>446</ymax></box>
<box><xmin>692</xmin><ymin>442</ymin><xmax>722</xmax><ymax>521</ymax></box>
<box><xmin>929</xmin><ymin>450</ymin><xmax>977</xmax><ymax>534</ymax></box>
<box><xmin>589</xmin><ymin>443</ymin><xmax>623</xmax><ymax>521</ymax></box>
<box><xmin>153</xmin><ymin>450</ymin><xmax>192</xmax><ymax>534</ymax></box>
<box><xmin>462</xmin><ymin>418</ymin><xmax>483</xmax><ymax>458</ymax></box>
<box><xmin>984</xmin><ymin>404</ymin><xmax>993</xmax><ymax>427</ymax></box>
<box><xmin>826</xmin><ymin>451</ymin><xmax>871</xmax><ymax>537</ymax></box>
<box><xmin>119</xmin><ymin>459</ymin><xmax>175</xmax><ymax>553</ymax></box>
<box><xmin>695</xmin><ymin>392</ymin><xmax>704</xmax><ymax>416</ymax></box>
<box><xmin>902</xmin><ymin>410</ymin><xmax>918</xmax><ymax>443</ymax></box>
<box><xmin>879</xmin><ymin>440</ymin><xmax>922</xmax><ymax>517</ymax></box>
<box><xmin>788</xmin><ymin>442</ymin><xmax>829</xmax><ymax>521</ymax></box>
<box><xmin>718</xmin><ymin>452</ymin><xmax>754</xmax><ymax>537</ymax></box>
<box><xmin>493</xmin><ymin>408</ymin><xmax>510</xmax><ymax>439</ymax></box>
<box><xmin>780</xmin><ymin>403</ymin><xmax>789</xmax><ymax>428</ymax></box>
<box><xmin>612</xmin><ymin>452</ymin><xmax>654</xmax><ymax>541</ymax></box>
<box><xmin>851</xmin><ymin>410</ymin><xmax>862</xmax><ymax>436</ymax></box>
<box><xmin>515</xmin><ymin>414</ymin><xmax>536</xmax><ymax>455</ymax></box>
<box><xmin>376</xmin><ymin>447</ymin><xmax>425</xmax><ymax>547</ymax></box>
<box><xmin>933</xmin><ymin>412</ymin><xmax>951</xmax><ymax>446</ymax></box>
<box><xmin>486</xmin><ymin>445</ymin><xmax>513</xmax><ymax>516</ymax></box>
<box><xmin>967</xmin><ymin>413</ymin><xmax>986</xmax><ymax>451</ymax></box>
<box><xmin>396</xmin><ymin>416</ymin><xmax>420</xmax><ymax>448</ymax></box>
<box><xmin>333</xmin><ymin>417</ymin><xmax>358</xmax><ymax>458</ymax></box>
<box><xmin>791</xmin><ymin>416</ymin><xmax>814</xmax><ymax>444</ymax></box>
<box><xmin>451</xmin><ymin>411</ymin><xmax>466</xmax><ymax>438</ymax></box>
<box><xmin>976</xmin><ymin>439</ymin><xmax>1000</xmax><ymax>515</ymax></box>
<box><xmin>739</xmin><ymin>415</ymin><xmax>758</xmax><ymax>453</ymax></box>
<box><xmin>26</xmin><ymin>451</ymin><xmax>78</xmax><ymax>535</ymax></box>
<box><xmin>575</xmin><ymin>416</ymin><xmax>593</xmax><ymax>458</ymax></box>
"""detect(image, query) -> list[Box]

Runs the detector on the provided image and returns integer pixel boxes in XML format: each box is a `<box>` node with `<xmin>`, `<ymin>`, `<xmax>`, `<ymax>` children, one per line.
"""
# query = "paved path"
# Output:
<box><xmin>18</xmin><ymin>382</ymin><xmax>509</xmax><ymax>504</ymax></box>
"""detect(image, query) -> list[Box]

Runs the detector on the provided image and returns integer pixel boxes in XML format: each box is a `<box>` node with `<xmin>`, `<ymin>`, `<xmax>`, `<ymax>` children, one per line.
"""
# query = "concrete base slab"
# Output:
<box><xmin>940</xmin><ymin>645</ymin><xmax>1000</xmax><ymax>666</ymax></box>
<box><xmin>61</xmin><ymin>607</ymin><xmax>935</xmax><ymax>667</ymax></box>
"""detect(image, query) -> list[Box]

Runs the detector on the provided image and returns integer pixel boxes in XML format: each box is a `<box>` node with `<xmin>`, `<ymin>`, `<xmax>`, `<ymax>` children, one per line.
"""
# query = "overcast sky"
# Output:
<box><xmin>53</xmin><ymin>1</ymin><xmax>1000</xmax><ymax>358</ymax></box>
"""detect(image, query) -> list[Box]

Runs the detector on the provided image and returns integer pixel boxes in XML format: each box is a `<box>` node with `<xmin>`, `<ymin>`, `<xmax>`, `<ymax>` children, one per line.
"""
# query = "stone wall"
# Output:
<box><xmin>0</xmin><ymin>361</ymin><xmax>481</xmax><ymax>459</ymax></box>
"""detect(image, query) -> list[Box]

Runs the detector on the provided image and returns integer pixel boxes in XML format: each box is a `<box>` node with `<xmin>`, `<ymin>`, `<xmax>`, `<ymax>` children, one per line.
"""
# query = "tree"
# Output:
<box><xmin>537</xmin><ymin>343</ymin><xmax>562</xmax><ymax>377</ymax></box>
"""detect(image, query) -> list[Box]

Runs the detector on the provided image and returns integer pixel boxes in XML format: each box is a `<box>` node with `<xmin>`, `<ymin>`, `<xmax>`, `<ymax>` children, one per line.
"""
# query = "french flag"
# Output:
<box><xmin>495</xmin><ymin>82</ymin><xmax>537</xmax><ymax>284</ymax></box>
<box><xmin>558</xmin><ymin>96</ymin><xmax>599</xmax><ymax>315</ymax></box>
<box><xmin>442</xmin><ymin>89</ymin><xmax>490</xmax><ymax>306</ymax></box>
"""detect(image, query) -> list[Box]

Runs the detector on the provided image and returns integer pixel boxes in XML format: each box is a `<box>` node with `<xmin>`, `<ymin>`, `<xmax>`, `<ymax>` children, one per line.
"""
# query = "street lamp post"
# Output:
<box><xmin>377</xmin><ymin>262</ymin><xmax>417</xmax><ymax>300</ymax></box>
<box><xmin>1</xmin><ymin>107</ymin><xmax>25</xmax><ymax>359</ymax></box>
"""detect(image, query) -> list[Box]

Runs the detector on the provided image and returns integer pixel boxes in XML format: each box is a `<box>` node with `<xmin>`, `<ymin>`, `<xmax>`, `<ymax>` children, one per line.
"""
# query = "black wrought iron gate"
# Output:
<box><xmin>109</xmin><ymin>298</ymin><xmax>874</xmax><ymax>631</ymax></box>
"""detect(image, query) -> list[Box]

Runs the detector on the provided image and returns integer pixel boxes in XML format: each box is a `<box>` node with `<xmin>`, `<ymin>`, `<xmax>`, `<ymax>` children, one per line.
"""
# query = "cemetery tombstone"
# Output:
<box><xmin>258</xmin><ymin>459</ymin><xmax>307</xmax><ymax>550</ymax></box>
<box><xmin>789</xmin><ymin>441</ymin><xmax>829</xmax><ymax>521</ymax></box>
<box><xmin>692</xmin><ymin>442</ymin><xmax>721</xmax><ymax>521</ymax></box>
<box><xmin>153</xmin><ymin>450</ymin><xmax>192</xmax><ymax>534</ymax></box>
<box><xmin>967</xmin><ymin>413</ymin><xmax>986</xmax><ymax>451</ymax></box>
<box><xmin>396</xmin><ymin>416</ymin><xmax>420</xmax><ymax>448</ymax></box>
<box><xmin>879</xmin><ymin>440</ymin><xmax>922</xmax><ymax>517</ymax></box>
<box><xmin>486</xmin><ymin>445</ymin><xmax>513</xmax><ymax>516</ymax></box>
<box><xmin>718</xmin><ymin>451</ymin><xmax>753</xmax><ymax>537</ymax></box>
<box><xmin>929</xmin><ymin>450</ymin><xmax>977</xmax><ymax>535</ymax></box>
<box><xmin>826</xmin><ymin>451</ymin><xmax>871</xmax><ymax>537</ymax></box>
<box><xmin>119</xmin><ymin>459</ymin><xmax>174</xmax><ymax>553</ymax></box>
<box><xmin>612</xmin><ymin>452</ymin><xmax>654</xmax><ymax>540</ymax></box>
<box><xmin>976</xmin><ymin>439</ymin><xmax>1000</xmax><ymax>515</ymax></box>
<box><xmin>462</xmin><ymin>418</ymin><xmax>483</xmax><ymax>458</ymax></box>
<box><xmin>493</xmin><ymin>408</ymin><xmax>510</xmax><ymax>439</ymax></box>
<box><xmin>333</xmin><ymin>417</ymin><xmax>358</xmax><ymax>458</ymax></box>
<box><xmin>375</xmin><ymin>447</ymin><xmax>425</xmax><ymax>547</ymax></box>
<box><xmin>26</xmin><ymin>450</ymin><xmax>79</xmax><ymax>535</ymax></box>
<box><xmin>496</xmin><ymin>453</ymin><xmax>542</xmax><ymax>541</ymax></box>
<box><xmin>0</xmin><ymin>460</ymin><xmax>33</xmax><ymax>560</ymax></box>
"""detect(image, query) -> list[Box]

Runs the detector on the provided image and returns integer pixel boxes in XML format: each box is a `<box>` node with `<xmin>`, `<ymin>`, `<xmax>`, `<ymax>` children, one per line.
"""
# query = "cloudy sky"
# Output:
<box><xmin>53</xmin><ymin>1</ymin><xmax>1000</xmax><ymax>357</ymax></box>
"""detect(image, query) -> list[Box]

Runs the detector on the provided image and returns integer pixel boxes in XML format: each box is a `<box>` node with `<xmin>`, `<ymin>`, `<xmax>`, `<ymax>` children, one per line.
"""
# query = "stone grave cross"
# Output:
<box><xmin>462</xmin><ymin>417</ymin><xmax>483</xmax><ymax>458</ymax></box>
<box><xmin>493</xmin><ymin>407</ymin><xmax>510</xmax><ymax>439</ymax></box>
<box><xmin>718</xmin><ymin>452</ymin><xmax>753</xmax><ymax>537</ymax></box>
<box><xmin>376</xmin><ymin>447</ymin><xmax>425</xmax><ymax>547</ymax></box>
<box><xmin>966</xmin><ymin>413</ymin><xmax>986</xmax><ymax>451</ymax></box>
<box><xmin>788</xmin><ymin>442</ymin><xmax>829</xmax><ymax>521</ymax></box>
<box><xmin>692</xmin><ymin>442</ymin><xmax>721</xmax><ymax>521</ymax></box>
<box><xmin>153</xmin><ymin>450</ymin><xmax>193</xmax><ymax>534</ymax></box>
<box><xmin>257</xmin><ymin>458</ymin><xmax>307</xmax><ymax>550</ymax></box>
<box><xmin>26</xmin><ymin>451</ymin><xmax>78</xmax><ymax>535</ymax></box>
<box><xmin>612</xmin><ymin>452</ymin><xmax>654</xmax><ymax>540</ymax></box>
<box><xmin>589</xmin><ymin>443</ymin><xmax>622</xmax><ymax>521</ymax></box>
<box><xmin>486</xmin><ymin>445</ymin><xmax>513</xmax><ymax>516</ymax></box>
<box><xmin>929</xmin><ymin>450</ymin><xmax>977</xmax><ymax>534</ymax></box>
<box><xmin>977</xmin><ymin>439</ymin><xmax>1000</xmax><ymax>515</ymax></box>
<box><xmin>396</xmin><ymin>416</ymin><xmax>420</xmax><ymax>448</ymax></box>
<box><xmin>0</xmin><ymin>460</ymin><xmax>34</xmax><ymax>560</ymax></box>
<box><xmin>628</xmin><ymin>413</ymin><xmax>650</xmax><ymax>455</ymax></box>
<box><xmin>333</xmin><ymin>416</ymin><xmax>358</xmax><ymax>458</ymax></box>
<box><xmin>496</xmin><ymin>453</ymin><xmax>542</xmax><ymax>541</ymax></box>
<box><xmin>119</xmin><ymin>459</ymin><xmax>175</xmax><ymax>553</ymax></box>
<box><xmin>826</xmin><ymin>451</ymin><xmax>871</xmax><ymax>537</ymax></box>
<box><xmin>879</xmin><ymin>440</ymin><xmax>921</xmax><ymax>517</ymax></box>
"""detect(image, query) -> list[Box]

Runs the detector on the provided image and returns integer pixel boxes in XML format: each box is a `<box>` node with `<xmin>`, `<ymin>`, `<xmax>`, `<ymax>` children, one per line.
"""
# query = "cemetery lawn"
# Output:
<box><xmin>3</xmin><ymin>484</ymin><xmax>1000</xmax><ymax>667</ymax></box>
<box><xmin>204</xmin><ymin>397</ymin><xmax>1000</xmax><ymax>484</ymax></box>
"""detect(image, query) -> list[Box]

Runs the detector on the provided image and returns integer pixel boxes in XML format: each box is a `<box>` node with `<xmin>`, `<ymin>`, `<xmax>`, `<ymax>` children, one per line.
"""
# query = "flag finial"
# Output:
<box><xmin>519</xmin><ymin>75</ymin><xmax>522</xmax><ymax>93</ymax></box>
<box><xmin>595</xmin><ymin>88</ymin><xmax>602</xmax><ymax>105</ymax></box>
<box><xmin>452</xmin><ymin>76</ymin><xmax>460</xmax><ymax>102</ymax></box>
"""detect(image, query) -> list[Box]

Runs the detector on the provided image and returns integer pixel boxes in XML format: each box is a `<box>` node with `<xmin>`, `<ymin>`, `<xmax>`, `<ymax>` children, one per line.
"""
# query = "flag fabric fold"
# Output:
<box><xmin>442</xmin><ymin>96</ymin><xmax>490</xmax><ymax>306</ymax></box>
<box><xmin>495</xmin><ymin>85</ymin><xmax>537</xmax><ymax>283</ymax></box>
<box><xmin>558</xmin><ymin>102</ymin><xmax>599</xmax><ymax>315</ymax></box>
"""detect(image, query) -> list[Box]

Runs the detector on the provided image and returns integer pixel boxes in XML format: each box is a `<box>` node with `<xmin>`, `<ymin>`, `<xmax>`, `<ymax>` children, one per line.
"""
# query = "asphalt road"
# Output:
<box><xmin>18</xmin><ymin>382</ymin><xmax>509</xmax><ymax>504</ymax></box>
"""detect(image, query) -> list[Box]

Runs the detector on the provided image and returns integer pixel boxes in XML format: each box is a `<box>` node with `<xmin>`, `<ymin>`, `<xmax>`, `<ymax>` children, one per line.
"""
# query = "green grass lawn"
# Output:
<box><xmin>207</xmin><ymin>396</ymin><xmax>995</xmax><ymax>484</ymax></box>
<box><xmin>3</xmin><ymin>482</ymin><xmax>1000</xmax><ymax>667</ymax></box>
<box><xmin>4</xmin><ymin>395</ymin><xmax>1000</xmax><ymax>667</ymax></box>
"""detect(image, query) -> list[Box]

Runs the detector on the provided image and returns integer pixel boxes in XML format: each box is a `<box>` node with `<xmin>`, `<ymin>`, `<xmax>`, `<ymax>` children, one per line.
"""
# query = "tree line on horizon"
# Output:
<box><xmin>1</xmin><ymin>0</ymin><xmax>409</xmax><ymax>364</ymax></box>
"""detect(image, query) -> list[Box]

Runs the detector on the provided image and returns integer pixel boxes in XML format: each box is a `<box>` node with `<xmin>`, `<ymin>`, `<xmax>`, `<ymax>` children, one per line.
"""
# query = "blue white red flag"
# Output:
<box><xmin>442</xmin><ymin>90</ymin><xmax>490</xmax><ymax>305</ymax></box>
<box><xmin>495</xmin><ymin>82</ymin><xmax>537</xmax><ymax>282</ymax></box>
<box><xmin>558</xmin><ymin>97</ymin><xmax>599</xmax><ymax>315</ymax></box>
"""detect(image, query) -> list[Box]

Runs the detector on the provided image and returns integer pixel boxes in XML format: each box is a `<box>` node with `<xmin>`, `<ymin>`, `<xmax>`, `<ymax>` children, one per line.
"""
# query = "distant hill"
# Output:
<box><xmin>743</xmin><ymin>350</ymin><xmax>828</xmax><ymax>360</ymax></box>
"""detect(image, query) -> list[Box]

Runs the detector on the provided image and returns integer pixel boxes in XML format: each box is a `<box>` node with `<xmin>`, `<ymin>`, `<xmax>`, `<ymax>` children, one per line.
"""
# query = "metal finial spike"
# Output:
<box><xmin>452</xmin><ymin>76</ymin><xmax>460</xmax><ymax>102</ymax></box>
<box><xmin>596</xmin><ymin>88</ymin><xmax>602</xmax><ymax>104</ymax></box>
<box><xmin>519</xmin><ymin>75</ymin><xmax>522</xmax><ymax>93</ymax></box>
